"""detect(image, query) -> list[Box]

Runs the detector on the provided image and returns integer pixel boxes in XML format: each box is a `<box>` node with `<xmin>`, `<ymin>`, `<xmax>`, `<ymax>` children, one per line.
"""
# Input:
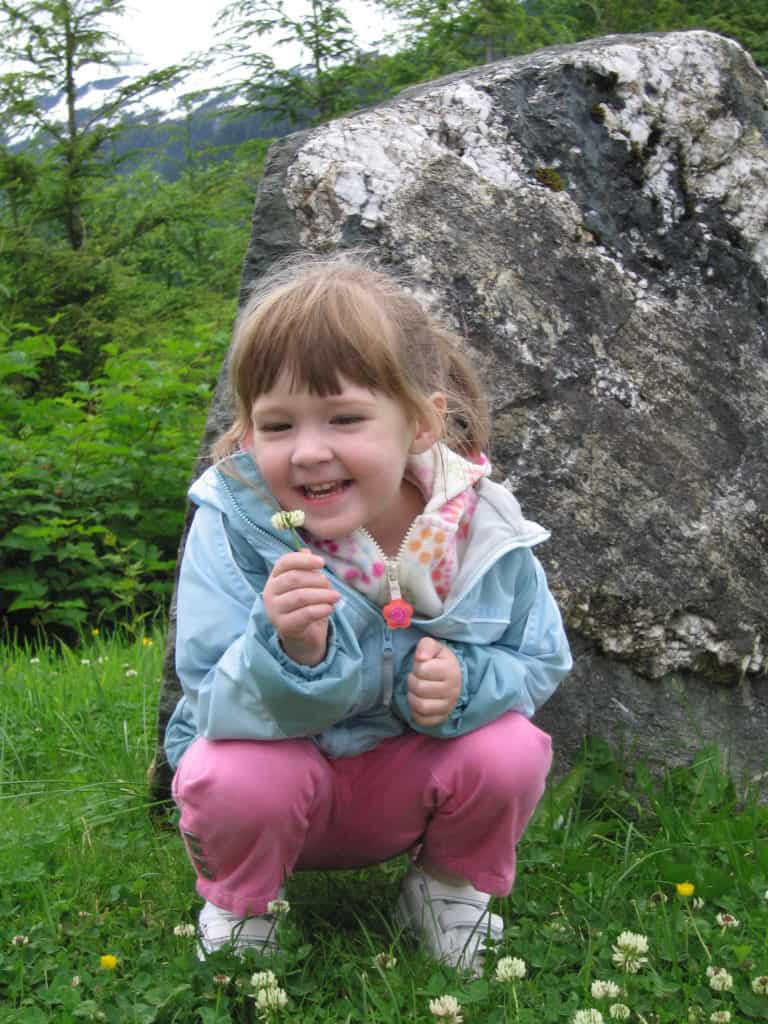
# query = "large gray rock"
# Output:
<box><xmin>150</xmin><ymin>30</ymin><xmax>768</xmax><ymax>804</ymax></box>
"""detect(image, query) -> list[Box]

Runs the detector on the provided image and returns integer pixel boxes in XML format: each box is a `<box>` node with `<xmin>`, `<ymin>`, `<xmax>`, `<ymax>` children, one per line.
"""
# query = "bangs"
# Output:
<box><xmin>236</xmin><ymin>271</ymin><xmax>404</xmax><ymax>402</ymax></box>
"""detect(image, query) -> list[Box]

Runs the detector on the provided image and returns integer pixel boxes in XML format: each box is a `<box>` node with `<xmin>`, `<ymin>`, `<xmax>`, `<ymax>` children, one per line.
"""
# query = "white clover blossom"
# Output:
<box><xmin>611</xmin><ymin>931</ymin><xmax>649</xmax><ymax>973</ymax></box>
<box><xmin>271</xmin><ymin>510</ymin><xmax>305</xmax><ymax>531</ymax></box>
<box><xmin>30</xmin><ymin>657</ymin><xmax>40</xmax><ymax>664</ymax></box>
<box><xmin>254</xmin><ymin>985</ymin><xmax>288</xmax><ymax>1013</ymax></box>
<box><xmin>125</xmin><ymin>669</ymin><xmax>138</xmax><ymax>677</ymax></box>
<box><xmin>709</xmin><ymin>1012</ymin><xmax>731</xmax><ymax>1023</ymax></box>
<box><xmin>80</xmin><ymin>658</ymin><xmax>90</xmax><ymax>665</ymax></box>
<box><xmin>251</xmin><ymin>970</ymin><xmax>279</xmax><ymax>990</ymax></box>
<box><xmin>495</xmin><ymin>956</ymin><xmax>527</xmax><ymax>981</ymax></box>
<box><xmin>752</xmin><ymin>976</ymin><xmax>768</xmax><ymax>995</ymax></box>
<box><xmin>609</xmin><ymin>1005</ymin><xmax>631</xmax><ymax>1021</ymax></box>
<box><xmin>715</xmin><ymin>912</ymin><xmax>739</xmax><ymax>929</ymax></box>
<box><xmin>706</xmin><ymin>966</ymin><xmax>734</xmax><ymax>992</ymax></box>
<box><xmin>70</xmin><ymin>975</ymin><xmax>81</xmax><ymax>988</ymax></box>
<box><xmin>572</xmin><ymin>1010</ymin><xmax>604</xmax><ymax>1024</ymax></box>
<box><xmin>11</xmin><ymin>935</ymin><xmax>29</xmax><ymax>946</ymax></box>
<box><xmin>213</xmin><ymin>972</ymin><xmax>231</xmax><ymax>986</ymax></box>
<box><xmin>591</xmin><ymin>980</ymin><xmax>622</xmax><ymax>999</ymax></box>
<box><xmin>267</xmin><ymin>898</ymin><xmax>290</xmax><ymax>916</ymax></box>
<box><xmin>429</xmin><ymin>994</ymin><xmax>463</xmax><ymax>1023</ymax></box>
<box><xmin>173</xmin><ymin>923</ymin><xmax>196</xmax><ymax>937</ymax></box>
<box><xmin>372</xmin><ymin>952</ymin><xmax>397</xmax><ymax>969</ymax></box>
<box><xmin>693</xmin><ymin>897</ymin><xmax>705</xmax><ymax>910</ymax></box>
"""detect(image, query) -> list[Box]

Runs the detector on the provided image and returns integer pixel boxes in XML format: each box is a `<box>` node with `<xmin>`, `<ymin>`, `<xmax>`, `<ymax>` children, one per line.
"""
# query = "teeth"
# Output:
<box><xmin>304</xmin><ymin>482</ymin><xmax>341</xmax><ymax>495</ymax></box>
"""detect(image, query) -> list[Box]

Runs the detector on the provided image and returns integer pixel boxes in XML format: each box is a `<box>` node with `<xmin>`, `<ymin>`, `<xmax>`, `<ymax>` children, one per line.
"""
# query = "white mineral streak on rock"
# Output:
<box><xmin>580</xmin><ymin>32</ymin><xmax>768</xmax><ymax>273</ymax></box>
<box><xmin>285</xmin><ymin>79</ymin><xmax>530</xmax><ymax>246</ymax></box>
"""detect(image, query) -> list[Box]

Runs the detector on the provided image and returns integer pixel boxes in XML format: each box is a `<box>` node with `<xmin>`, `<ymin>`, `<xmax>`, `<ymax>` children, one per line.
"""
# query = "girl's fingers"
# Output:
<box><xmin>273</xmin><ymin>587</ymin><xmax>340</xmax><ymax>614</ymax></box>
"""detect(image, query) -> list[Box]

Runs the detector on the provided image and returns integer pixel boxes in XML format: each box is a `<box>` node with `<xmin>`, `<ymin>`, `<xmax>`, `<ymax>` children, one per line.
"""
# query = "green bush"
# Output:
<box><xmin>0</xmin><ymin>319</ymin><xmax>225</xmax><ymax>636</ymax></box>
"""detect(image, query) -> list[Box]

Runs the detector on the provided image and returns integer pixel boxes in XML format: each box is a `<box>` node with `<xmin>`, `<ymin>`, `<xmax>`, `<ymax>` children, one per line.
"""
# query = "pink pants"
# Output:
<box><xmin>172</xmin><ymin>712</ymin><xmax>552</xmax><ymax>918</ymax></box>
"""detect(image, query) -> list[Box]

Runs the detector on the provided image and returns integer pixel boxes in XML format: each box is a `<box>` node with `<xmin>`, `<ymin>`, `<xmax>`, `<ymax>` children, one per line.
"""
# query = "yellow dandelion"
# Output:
<box><xmin>676</xmin><ymin>881</ymin><xmax>695</xmax><ymax>897</ymax></box>
<box><xmin>142</xmin><ymin>638</ymin><xmax>153</xmax><ymax>647</ymax></box>
<box><xmin>99</xmin><ymin>954</ymin><xmax>118</xmax><ymax>970</ymax></box>
<box><xmin>90</xmin><ymin>628</ymin><xmax>99</xmax><ymax>636</ymax></box>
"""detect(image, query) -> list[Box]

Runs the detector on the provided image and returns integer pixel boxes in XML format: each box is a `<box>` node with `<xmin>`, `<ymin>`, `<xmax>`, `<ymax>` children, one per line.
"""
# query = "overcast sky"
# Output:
<box><xmin>114</xmin><ymin>0</ymin><xmax>393</xmax><ymax>75</ymax></box>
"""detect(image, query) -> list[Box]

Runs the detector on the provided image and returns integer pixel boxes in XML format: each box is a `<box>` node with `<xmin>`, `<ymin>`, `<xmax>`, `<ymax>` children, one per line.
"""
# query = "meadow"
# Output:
<box><xmin>1</xmin><ymin>631</ymin><xmax>767</xmax><ymax>1023</ymax></box>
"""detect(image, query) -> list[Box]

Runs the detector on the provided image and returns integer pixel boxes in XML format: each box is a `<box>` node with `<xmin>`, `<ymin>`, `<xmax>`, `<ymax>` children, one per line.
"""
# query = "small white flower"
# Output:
<box><xmin>609</xmin><ymin>1005</ymin><xmax>631</xmax><ymax>1021</ymax></box>
<box><xmin>251</xmin><ymin>970</ymin><xmax>279</xmax><ymax>990</ymax></box>
<box><xmin>29</xmin><ymin>657</ymin><xmax>40</xmax><ymax>664</ymax></box>
<box><xmin>254</xmin><ymin>985</ymin><xmax>288</xmax><ymax>1012</ymax></box>
<box><xmin>752</xmin><ymin>975</ymin><xmax>768</xmax><ymax>995</ymax></box>
<box><xmin>70</xmin><ymin>975</ymin><xmax>81</xmax><ymax>988</ymax></box>
<box><xmin>12</xmin><ymin>935</ymin><xmax>29</xmax><ymax>946</ymax></box>
<box><xmin>267</xmin><ymin>898</ymin><xmax>290</xmax><ymax>916</ymax></box>
<box><xmin>429</xmin><ymin>994</ymin><xmax>463</xmax><ymax>1023</ymax></box>
<box><xmin>125</xmin><ymin>669</ymin><xmax>138</xmax><ymax>677</ymax></box>
<box><xmin>591</xmin><ymin>980</ymin><xmax>622</xmax><ymax>999</ymax></box>
<box><xmin>495</xmin><ymin>955</ymin><xmax>527</xmax><ymax>981</ymax></box>
<box><xmin>372</xmin><ymin>952</ymin><xmax>397</xmax><ymax>969</ymax></box>
<box><xmin>709</xmin><ymin>1012</ymin><xmax>731</xmax><ymax>1023</ymax></box>
<box><xmin>271</xmin><ymin>509</ymin><xmax>305</xmax><ymax>531</ymax></box>
<box><xmin>611</xmin><ymin>931</ymin><xmax>649</xmax><ymax>973</ymax></box>
<box><xmin>173</xmin><ymin>923</ymin><xmax>196</xmax><ymax>937</ymax></box>
<box><xmin>764</xmin><ymin>890</ymin><xmax>768</xmax><ymax>901</ymax></box>
<box><xmin>706</xmin><ymin>966</ymin><xmax>734</xmax><ymax>992</ymax></box>
<box><xmin>715</xmin><ymin>912</ymin><xmax>739</xmax><ymax>929</ymax></box>
<box><xmin>213</xmin><ymin>972</ymin><xmax>230</xmax><ymax>986</ymax></box>
<box><xmin>80</xmin><ymin>658</ymin><xmax>91</xmax><ymax>665</ymax></box>
<box><xmin>692</xmin><ymin>896</ymin><xmax>705</xmax><ymax>910</ymax></box>
<box><xmin>572</xmin><ymin>1010</ymin><xmax>604</xmax><ymax>1024</ymax></box>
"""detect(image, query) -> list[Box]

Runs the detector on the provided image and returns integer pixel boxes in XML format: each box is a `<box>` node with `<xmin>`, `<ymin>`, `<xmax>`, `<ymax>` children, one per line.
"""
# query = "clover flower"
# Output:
<box><xmin>706</xmin><ymin>966</ymin><xmax>733</xmax><ymax>992</ymax></box>
<box><xmin>693</xmin><ymin>897</ymin><xmax>705</xmax><ymax>910</ymax></box>
<box><xmin>709</xmin><ymin>1012</ymin><xmax>731</xmax><ymax>1023</ymax></box>
<box><xmin>495</xmin><ymin>955</ymin><xmax>527</xmax><ymax>981</ymax></box>
<box><xmin>99</xmin><ymin>954</ymin><xmax>118</xmax><ymax>970</ymax></box>
<box><xmin>271</xmin><ymin>509</ymin><xmax>306</xmax><ymax>550</ymax></box>
<box><xmin>267</xmin><ymin>898</ymin><xmax>290</xmax><ymax>916</ymax></box>
<box><xmin>254</xmin><ymin>985</ymin><xmax>288</xmax><ymax>1014</ymax></box>
<box><xmin>173</xmin><ymin>923</ymin><xmax>196</xmax><ymax>937</ymax></box>
<box><xmin>591</xmin><ymin>980</ymin><xmax>622</xmax><ymax>999</ymax></box>
<box><xmin>572</xmin><ymin>1010</ymin><xmax>604</xmax><ymax>1024</ymax></box>
<box><xmin>429</xmin><ymin>994</ymin><xmax>463</xmax><ymax>1023</ymax></box>
<box><xmin>372</xmin><ymin>952</ymin><xmax>397</xmax><ymax>969</ymax></box>
<box><xmin>715</xmin><ymin>912</ymin><xmax>739</xmax><ymax>929</ymax></box>
<box><xmin>752</xmin><ymin>976</ymin><xmax>768</xmax><ymax>995</ymax></box>
<box><xmin>125</xmin><ymin>669</ymin><xmax>138</xmax><ymax>677</ymax></box>
<box><xmin>12</xmin><ymin>935</ymin><xmax>29</xmax><ymax>946</ymax></box>
<box><xmin>676</xmin><ymin>881</ymin><xmax>695</xmax><ymax>897</ymax></box>
<box><xmin>213</xmin><ymin>972</ymin><xmax>231</xmax><ymax>986</ymax></box>
<box><xmin>29</xmin><ymin>657</ymin><xmax>40</xmax><ymax>664</ymax></box>
<box><xmin>609</xmin><ymin>1005</ymin><xmax>631</xmax><ymax>1021</ymax></box>
<box><xmin>611</xmin><ymin>931</ymin><xmax>649</xmax><ymax>973</ymax></box>
<box><xmin>71</xmin><ymin>975</ymin><xmax>81</xmax><ymax>987</ymax></box>
<box><xmin>251</xmin><ymin>970</ymin><xmax>279</xmax><ymax>990</ymax></box>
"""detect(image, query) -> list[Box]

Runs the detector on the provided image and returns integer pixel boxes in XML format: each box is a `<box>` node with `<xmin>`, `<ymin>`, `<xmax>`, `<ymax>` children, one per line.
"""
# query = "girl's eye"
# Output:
<box><xmin>332</xmin><ymin>415</ymin><xmax>363</xmax><ymax>425</ymax></box>
<box><xmin>259</xmin><ymin>422</ymin><xmax>291</xmax><ymax>433</ymax></box>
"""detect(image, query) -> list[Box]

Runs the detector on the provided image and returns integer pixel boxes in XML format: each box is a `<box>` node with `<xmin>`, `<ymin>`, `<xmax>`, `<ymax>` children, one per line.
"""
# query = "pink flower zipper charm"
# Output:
<box><xmin>382</xmin><ymin>560</ymin><xmax>413</xmax><ymax>628</ymax></box>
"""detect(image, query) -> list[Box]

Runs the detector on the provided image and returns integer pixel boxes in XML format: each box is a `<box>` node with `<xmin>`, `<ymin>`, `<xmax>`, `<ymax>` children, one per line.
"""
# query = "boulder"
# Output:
<box><xmin>150</xmin><ymin>30</ymin><xmax>768</xmax><ymax>805</ymax></box>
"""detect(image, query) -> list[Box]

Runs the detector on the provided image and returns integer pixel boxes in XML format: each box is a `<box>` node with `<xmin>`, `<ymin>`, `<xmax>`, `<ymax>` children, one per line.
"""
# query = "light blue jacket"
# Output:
<box><xmin>164</xmin><ymin>451</ymin><xmax>572</xmax><ymax>770</ymax></box>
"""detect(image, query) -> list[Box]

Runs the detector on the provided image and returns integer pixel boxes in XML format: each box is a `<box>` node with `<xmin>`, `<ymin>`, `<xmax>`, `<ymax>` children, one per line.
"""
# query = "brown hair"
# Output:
<box><xmin>213</xmin><ymin>254</ymin><xmax>489</xmax><ymax>462</ymax></box>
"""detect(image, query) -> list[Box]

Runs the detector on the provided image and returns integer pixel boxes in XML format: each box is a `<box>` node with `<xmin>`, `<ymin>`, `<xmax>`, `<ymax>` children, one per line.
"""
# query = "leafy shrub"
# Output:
<box><xmin>0</xmin><ymin>318</ymin><xmax>225</xmax><ymax>636</ymax></box>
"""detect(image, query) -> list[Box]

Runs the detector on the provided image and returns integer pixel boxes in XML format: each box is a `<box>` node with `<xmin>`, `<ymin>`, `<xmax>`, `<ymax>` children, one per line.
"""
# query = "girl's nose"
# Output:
<box><xmin>290</xmin><ymin>429</ymin><xmax>333</xmax><ymax>466</ymax></box>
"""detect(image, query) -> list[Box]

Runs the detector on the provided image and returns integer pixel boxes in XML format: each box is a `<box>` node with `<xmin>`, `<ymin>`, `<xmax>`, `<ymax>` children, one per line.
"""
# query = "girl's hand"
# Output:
<box><xmin>263</xmin><ymin>550</ymin><xmax>340</xmax><ymax>666</ymax></box>
<box><xmin>407</xmin><ymin>637</ymin><xmax>462</xmax><ymax>727</ymax></box>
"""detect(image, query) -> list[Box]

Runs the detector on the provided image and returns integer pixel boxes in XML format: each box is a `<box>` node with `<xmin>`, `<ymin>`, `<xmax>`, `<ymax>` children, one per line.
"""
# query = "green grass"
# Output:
<box><xmin>1</xmin><ymin>633</ymin><xmax>767</xmax><ymax>1023</ymax></box>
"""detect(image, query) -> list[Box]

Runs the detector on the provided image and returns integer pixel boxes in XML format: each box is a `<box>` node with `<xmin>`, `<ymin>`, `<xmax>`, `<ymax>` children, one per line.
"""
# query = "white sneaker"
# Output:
<box><xmin>395</xmin><ymin>867</ymin><xmax>504</xmax><ymax>976</ymax></box>
<box><xmin>197</xmin><ymin>897</ymin><xmax>283</xmax><ymax>959</ymax></box>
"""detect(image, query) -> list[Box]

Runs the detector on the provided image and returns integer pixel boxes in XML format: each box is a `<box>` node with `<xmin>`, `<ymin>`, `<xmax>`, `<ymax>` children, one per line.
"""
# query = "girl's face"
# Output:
<box><xmin>250</xmin><ymin>373</ymin><xmax>440</xmax><ymax>552</ymax></box>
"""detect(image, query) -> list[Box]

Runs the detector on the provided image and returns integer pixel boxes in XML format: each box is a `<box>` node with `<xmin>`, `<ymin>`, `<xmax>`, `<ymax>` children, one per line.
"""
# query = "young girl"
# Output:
<box><xmin>164</xmin><ymin>255</ymin><xmax>572</xmax><ymax>975</ymax></box>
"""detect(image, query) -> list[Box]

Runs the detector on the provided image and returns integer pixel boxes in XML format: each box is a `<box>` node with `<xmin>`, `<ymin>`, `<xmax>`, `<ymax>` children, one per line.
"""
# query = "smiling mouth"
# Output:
<box><xmin>301</xmin><ymin>480</ymin><xmax>351</xmax><ymax>499</ymax></box>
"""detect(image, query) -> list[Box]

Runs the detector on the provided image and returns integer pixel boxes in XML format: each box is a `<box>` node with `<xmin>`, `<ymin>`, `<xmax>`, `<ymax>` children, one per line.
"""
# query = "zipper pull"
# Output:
<box><xmin>383</xmin><ymin>557</ymin><xmax>413</xmax><ymax>629</ymax></box>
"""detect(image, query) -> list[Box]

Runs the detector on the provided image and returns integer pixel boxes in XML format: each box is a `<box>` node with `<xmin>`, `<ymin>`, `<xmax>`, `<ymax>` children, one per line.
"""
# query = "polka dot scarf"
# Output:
<box><xmin>303</xmin><ymin>445</ymin><xmax>490</xmax><ymax>619</ymax></box>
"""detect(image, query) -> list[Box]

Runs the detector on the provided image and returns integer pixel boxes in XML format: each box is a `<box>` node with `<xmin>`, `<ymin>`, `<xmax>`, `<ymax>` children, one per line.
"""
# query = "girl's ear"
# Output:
<box><xmin>409</xmin><ymin>392</ymin><xmax>447</xmax><ymax>454</ymax></box>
